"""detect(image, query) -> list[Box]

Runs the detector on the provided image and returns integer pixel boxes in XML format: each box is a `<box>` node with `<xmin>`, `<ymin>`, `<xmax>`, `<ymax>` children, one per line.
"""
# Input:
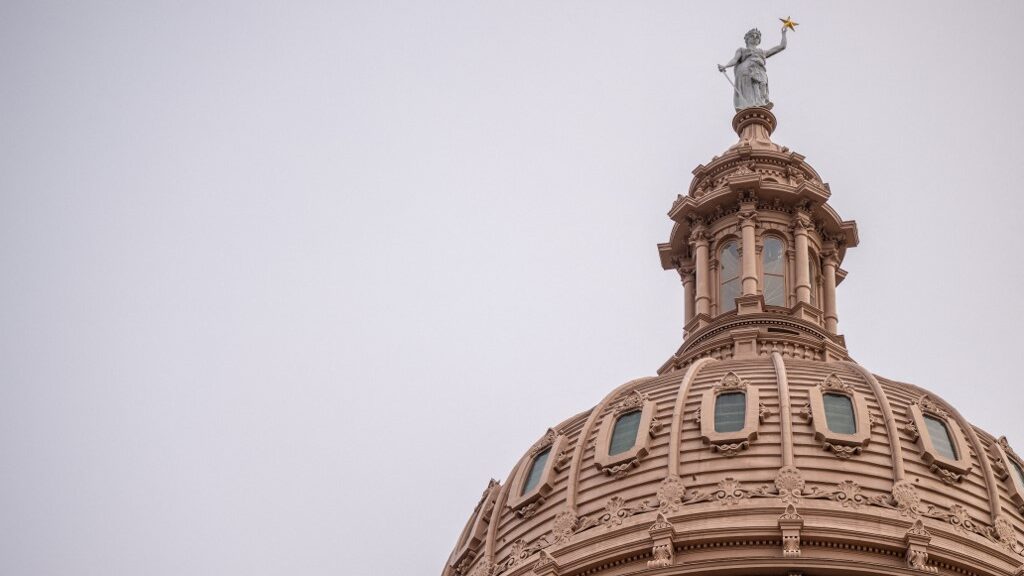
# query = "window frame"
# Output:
<box><xmin>908</xmin><ymin>395</ymin><xmax>972</xmax><ymax>482</ymax></box>
<box><xmin>760</xmin><ymin>234</ymin><xmax>788</xmax><ymax>308</ymax></box>
<box><xmin>594</xmin><ymin>390</ymin><xmax>658</xmax><ymax>476</ymax></box>
<box><xmin>699</xmin><ymin>371</ymin><xmax>761</xmax><ymax>454</ymax></box>
<box><xmin>449</xmin><ymin>479</ymin><xmax>500</xmax><ymax>572</ymax></box>
<box><xmin>507</xmin><ymin>429</ymin><xmax>568</xmax><ymax>515</ymax></box>
<box><xmin>992</xmin><ymin>436</ymin><xmax>1024</xmax><ymax>513</ymax></box>
<box><xmin>807</xmin><ymin>373</ymin><xmax>872</xmax><ymax>458</ymax></box>
<box><xmin>717</xmin><ymin>238</ymin><xmax>742</xmax><ymax>313</ymax></box>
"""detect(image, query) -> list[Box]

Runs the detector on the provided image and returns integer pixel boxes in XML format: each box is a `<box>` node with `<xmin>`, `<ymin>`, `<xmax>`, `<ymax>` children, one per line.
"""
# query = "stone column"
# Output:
<box><xmin>739</xmin><ymin>211</ymin><xmax>758</xmax><ymax>295</ymax></box>
<box><xmin>792</xmin><ymin>217</ymin><xmax>812</xmax><ymax>305</ymax></box>
<box><xmin>677</xmin><ymin>265</ymin><xmax>695</xmax><ymax>325</ymax></box>
<box><xmin>691</xmin><ymin>230</ymin><xmax>711</xmax><ymax>316</ymax></box>
<box><xmin>822</xmin><ymin>249</ymin><xmax>839</xmax><ymax>333</ymax></box>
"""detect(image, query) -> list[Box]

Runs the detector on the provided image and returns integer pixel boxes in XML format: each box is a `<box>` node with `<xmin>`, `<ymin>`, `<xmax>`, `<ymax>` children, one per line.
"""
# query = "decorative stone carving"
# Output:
<box><xmin>994</xmin><ymin>516</ymin><xmax>1018</xmax><ymax>550</ymax></box>
<box><xmin>646</xmin><ymin>513</ymin><xmax>677</xmax><ymax>568</ymax></box>
<box><xmin>798</xmin><ymin>401</ymin><xmax>812</xmax><ymax>421</ymax></box>
<box><xmin>823</xmin><ymin>442</ymin><xmax>861</xmax><ymax>459</ymax></box>
<box><xmin>450</xmin><ymin>479</ymin><xmax>501</xmax><ymax>572</ymax></box>
<box><xmin>656</xmin><ymin>475</ymin><xmax>686</xmax><ymax>513</ymax></box>
<box><xmin>917</xmin><ymin>395</ymin><xmax>949</xmax><ymax>419</ymax></box>
<box><xmin>711</xmin><ymin>440</ymin><xmax>749</xmax><ymax>457</ymax></box>
<box><xmin>758</xmin><ymin>401</ymin><xmax>772</xmax><ymax>422</ymax></box>
<box><xmin>904</xmin><ymin>520</ymin><xmax>937</xmax><ymax>573</ymax></box>
<box><xmin>891</xmin><ymin>481</ymin><xmax>922</xmax><ymax>518</ymax></box>
<box><xmin>532</xmin><ymin>550</ymin><xmax>558</xmax><ymax>576</ymax></box>
<box><xmin>612</xmin><ymin>390</ymin><xmax>646</xmax><ymax>415</ymax></box>
<box><xmin>530</xmin><ymin>429</ymin><xmax>558</xmax><ymax>456</ymax></box>
<box><xmin>469</xmin><ymin>559</ymin><xmax>493</xmax><ymax>576</ymax></box>
<box><xmin>775</xmin><ymin>466</ymin><xmax>805</xmax><ymax>504</ymax></box>
<box><xmin>550</xmin><ymin>509</ymin><xmax>577</xmax><ymax>546</ymax></box>
<box><xmin>929</xmin><ymin>463</ymin><xmax>962</xmax><ymax>485</ymax></box>
<box><xmin>648</xmin><ymin>543</ymin><xmax>674</xmax><ymax>568</ymax></box>
<box><xmin>820</xmin><ymin>373</ymin><xmax>854</xmax><ymax>394</ymax></box>
<box><xmin>714</xmin><ymin>371</ymin><xmax>748</xmax><ymax>393</ymax></box>
<box><xmin>778</xmin><ymin>504</ymin><xmax>804</xmax><ymax>558</ymax></box>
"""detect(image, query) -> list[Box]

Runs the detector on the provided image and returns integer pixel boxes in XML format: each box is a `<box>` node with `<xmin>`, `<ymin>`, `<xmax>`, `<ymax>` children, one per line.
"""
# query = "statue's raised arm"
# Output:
<box><xmin>718</xmin><ymin>26</ymin><xmax>791</xmax><ymax>111</ymax></box>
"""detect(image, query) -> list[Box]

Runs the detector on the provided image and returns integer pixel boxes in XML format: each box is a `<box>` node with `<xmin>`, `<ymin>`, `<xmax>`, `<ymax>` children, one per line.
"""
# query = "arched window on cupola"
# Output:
<box><xmin>809</xmin><ymin>252</ymin><xmax>821</xmax><ymax>308</ymax></box>
<box><xmin>719</xmin><ymin>240</ymin><xmax>741</xmax><ymax>312</ymax></box>
<box><xmin>762</xmin><ymin>236</ymin><xmax>786</xmax><ymax>307</ymax></box>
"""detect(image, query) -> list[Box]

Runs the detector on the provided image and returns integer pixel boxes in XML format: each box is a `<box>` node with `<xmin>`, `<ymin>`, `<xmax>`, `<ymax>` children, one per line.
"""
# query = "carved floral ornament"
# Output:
<box><xmin>488</xmin><ymin>467</ymin><xmax>1024</xmax><ymax>576</ymax></box>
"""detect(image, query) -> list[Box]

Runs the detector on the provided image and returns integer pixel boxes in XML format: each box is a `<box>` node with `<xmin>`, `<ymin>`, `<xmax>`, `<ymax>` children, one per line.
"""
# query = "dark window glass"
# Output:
<box><xmin>720</xmin><ymin>241</ymin><xmax>741</xmax><ymax>312</ymax></box>
<box><xmin>924</xmin><ymin>415</ymin><xmax>958</xmax><ymax>460</ymax></box>
<box><xmin>1011</xmin><ymin>458</ymin><xmax>1024</xmax><ymax>490</ymax></box>
<box><xmin>763</xmin><ymin>237</ymin><xmax>786</xmax><ymax>306</ymax></box>
<box><xmin>521</xmin><ymin>448</ymin><xmax>550</xmax><ymax>495</ymax></box>
<box><xmin>714</xmin><ymin>392</ymin><xmax>746</xmax><ymax>433</ymax></box>
<box><xmin>609</xmin><ymin>410</ymin><xmax>642</xmax><ymax>456</ymax></box>
<box><xmin>823</xmin><ymin>393</ymin><xmax>856</xmax><ymax>434</ymax></box>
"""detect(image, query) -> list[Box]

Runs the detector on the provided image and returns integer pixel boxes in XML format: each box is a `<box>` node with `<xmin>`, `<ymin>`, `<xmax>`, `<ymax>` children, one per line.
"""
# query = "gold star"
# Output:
<box><xmin>780</xmin><ymin>16</ymin><xmax>799</xmax><ymax>31</ymax></box>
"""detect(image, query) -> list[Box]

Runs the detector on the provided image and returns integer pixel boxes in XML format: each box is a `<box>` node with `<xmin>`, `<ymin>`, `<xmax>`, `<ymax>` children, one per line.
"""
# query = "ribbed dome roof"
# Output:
<box><xmin>444</xmin><ymin>358</ymin><xmax>1024</xmax><ymax>576</ymax></box>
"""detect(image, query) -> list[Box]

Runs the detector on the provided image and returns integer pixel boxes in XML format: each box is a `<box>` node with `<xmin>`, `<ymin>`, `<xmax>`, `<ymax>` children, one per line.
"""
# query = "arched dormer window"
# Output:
<box><xmin>994</xmin><ymin>437</ymin><xmax>1024</xmax><ymax>512</ymax></box>
<box><xmin>699</xmin><ymin>372</ymin><xmax>763</xmax><ymax>456</ymax></box>
<box><xmin>807</xmin><ymin>374</ymin><xmax>872</xmax><ymax>458</ymax></box>
<box><xmin>823</xmin><ymin>393</ymin><xmax>856</xmax><ymax>434</ymax></box>
<box><xmin>609</xmin><ymin>411</ymin><xmax>641</xmax><ymax>455</ymax></box>
<box><xmin>595</xmin><ymin>390</ymin><xmax>658</xmax><ymax>477</ymax></box>
<box><xmin>809</xmin><ymin>253</ymin><xmax>821</xmax><ymax>307</ymax></box>
<box><xmin>521</xmin><ymin>448</ymin><xmax>550</xmax><ymax>494</ymax></box>
<box><xmin>719</xmin><ymin>240</ymin><xmax>741</xmax><ymax>312</ymax></box>
<box><xmin>908</xmin><ymin>395</ymin><xmax>971</xmax><ymax>484</ymax></box>
<box><xmin>762</xmin><ymin>236</ymin><xmax>786</xmax><ymax>306</ymax></box>
<box><xmin>714</xmin><ymin>392</ymin><xmax>746</xmax><ymax>433</ymax></box>
<box><xmin>506</xmin><ymin>429</ymin><xmax>568</xmax><ymax>517</ymax></box>
<box><xmin>924</xmin><ymin>415</ymin><xmax>958</xmax><ymax>460</ymax></box>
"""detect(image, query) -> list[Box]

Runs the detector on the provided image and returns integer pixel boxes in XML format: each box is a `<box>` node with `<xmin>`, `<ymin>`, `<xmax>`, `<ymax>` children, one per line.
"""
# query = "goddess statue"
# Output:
<box><xmin>718</xmin><ymin>27</ymin><xmax>788</xmax><ymax>111</ymax></box>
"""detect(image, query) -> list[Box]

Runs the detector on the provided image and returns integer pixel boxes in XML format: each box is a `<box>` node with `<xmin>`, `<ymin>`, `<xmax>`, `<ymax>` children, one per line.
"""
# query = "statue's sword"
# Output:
<box><xmin>720</xmin><ymin>69</ymin><xmax>739</xmax><ymax>95</ymax></box>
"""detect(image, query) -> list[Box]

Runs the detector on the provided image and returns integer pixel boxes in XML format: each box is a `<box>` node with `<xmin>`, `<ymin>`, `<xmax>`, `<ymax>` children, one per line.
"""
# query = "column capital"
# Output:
<box><xmin>689</xmin><ymin>228</ymin><xmax>710</xmax><ymax>247</ymax></box>
<box><xmin>738</xmin><ymin>210</ymin><xmax>759</xmax><ymax>226</ymax></box>
<box><xmin>790</xmin><ymin>215</ymin><xmax>812</xmax><ymax>234</ymax></box>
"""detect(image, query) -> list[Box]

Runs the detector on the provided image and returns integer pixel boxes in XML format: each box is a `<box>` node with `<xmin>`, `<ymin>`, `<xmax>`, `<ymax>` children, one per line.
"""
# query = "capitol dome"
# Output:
<box><xmin>441</xmin><ymin>109</ymin><xmax>1024</xmax><ymax>576</ymax></box>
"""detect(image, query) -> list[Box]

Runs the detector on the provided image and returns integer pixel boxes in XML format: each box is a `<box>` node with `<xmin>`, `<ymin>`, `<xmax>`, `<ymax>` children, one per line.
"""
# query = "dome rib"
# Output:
<box><xmin>668</xmin><ymin>358</ymin><xmax>715</xmax><ymax>476</ymax></box>
<box><xmin>844</xmin><ymin>361</ymin><xmax>907</xmax><ymax>482</ymax></box>
<box><xmin>771</xmin><ymin>352</ymin><xmax>795</xmax><ymax>467</ymax></box>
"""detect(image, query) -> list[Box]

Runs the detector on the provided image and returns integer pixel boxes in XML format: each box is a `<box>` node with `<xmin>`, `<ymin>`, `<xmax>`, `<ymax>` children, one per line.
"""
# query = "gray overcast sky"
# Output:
<box><xmin>2</xmin><ymin>1</ymin><xmax>1022</xmax><ymax>575</ymax></box>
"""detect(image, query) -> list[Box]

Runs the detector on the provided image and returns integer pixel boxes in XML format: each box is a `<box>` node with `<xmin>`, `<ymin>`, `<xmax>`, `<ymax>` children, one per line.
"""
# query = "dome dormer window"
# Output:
<box><xmin>907</xmin><ymin>395</ymin><xmax>971</xmax><ymax>484</ymax></box>
<box><xmin>719</xmin><ymin>240</ymin><xmax>741</xmax><ymax>312</ymax></box>
<box><xmin>595</xmin><ymin>390</ymin><xmax>659</xmax><ymax>477</ymax></box>
<box><xmin>506</xmin><ymin>429</ymin><xmax>568</xmax><ymax>517</ymax></box>
<box><xmin>823</xmin><ymin>393</ymin><xmax>856</xmax><ymax>434</ymax></box>
<box><xmin>521</xmin><ymin>448</ymin><xmax>550</xmax><ymax>495</ymax></box>
<box><xmin>806</xmin><ymin>374</ymin><xmax>873</xmax><ymax>458</ymax></box>
<box><xmin>923</xmin><ymin>415</ymin><xmax>958</xmax><ymax>461</ymax></box>
<box><xmin>992</xmin><ymin>436</ymin><xmax>1024</xmax><ymax>513</ymax></box>
<box><xmin>762</xmin><ymin>236</ymin><xmax>786</xmax><ymax>306</ymax></box>
<box><xmin>714</xmin><ymin>392</ymin><xmax>746</xmax><ymax>433</ymax></box>
<box><xmin>699</xmin><ymin>372</ymin><xmax>762</xmax><ymax>456</ymax></box>
<box><xmin>608</xmin><ymin>410</ymin><xmax>642</xmax><ymax>456</ymax></box>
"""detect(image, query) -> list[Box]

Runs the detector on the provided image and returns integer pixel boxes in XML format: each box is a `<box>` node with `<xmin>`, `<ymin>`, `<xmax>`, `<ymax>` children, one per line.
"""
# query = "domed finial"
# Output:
<box><xmin>718</xmin><ymin>21</ymin><xmax>794</xmax><ymax>111</ymax></box>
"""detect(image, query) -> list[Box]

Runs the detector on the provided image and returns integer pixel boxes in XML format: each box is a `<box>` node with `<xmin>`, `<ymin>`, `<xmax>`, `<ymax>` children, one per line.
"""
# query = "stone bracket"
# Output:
<box><xmin>647</xmin><ymin>513</ymin><xmax>678</xmax><ymax>568</ymax></box>
<box><xmin>904</xmin><ymin>520</ymin><xmax>938</xmax><ymax>573</ymax></box>
<box><xmin>532</xmin><ymin>549</ymin><xmax>559</xmax><ymax>576</ymax></box>
<box><xmin>778</xmin><ymin>504</ymin><xmax>804</xmax><ymax>558</ymax></box>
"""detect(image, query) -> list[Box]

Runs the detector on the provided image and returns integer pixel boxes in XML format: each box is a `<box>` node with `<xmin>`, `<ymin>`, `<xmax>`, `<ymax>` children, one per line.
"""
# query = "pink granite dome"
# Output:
<box><xmin>442</xmin><ymin>110</ymin><xmax>1024</xmax><ymax>576</ymax></box>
